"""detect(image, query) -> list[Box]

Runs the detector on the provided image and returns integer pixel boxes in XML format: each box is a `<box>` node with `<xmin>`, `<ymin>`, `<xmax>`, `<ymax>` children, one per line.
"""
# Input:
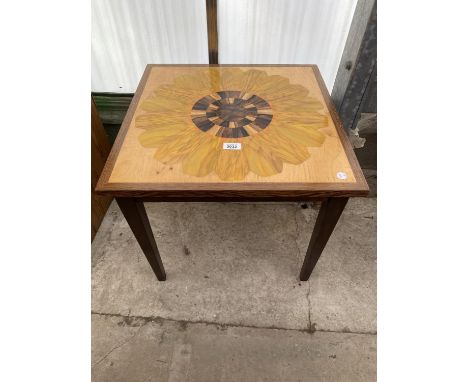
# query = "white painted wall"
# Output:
<box><xmin>91</xmin><ymin>0</ymin><xmax>208</xmax><ymax>93</ymax></box>
<box><xmin>92</xmin><ymin>0</ymin><xmax>357</xmax><ymax>93</ymax></box>
<box><xmin>218</xmin><ymin>0</ymin><xmax>358</xmax><ymax>91</ymax></box>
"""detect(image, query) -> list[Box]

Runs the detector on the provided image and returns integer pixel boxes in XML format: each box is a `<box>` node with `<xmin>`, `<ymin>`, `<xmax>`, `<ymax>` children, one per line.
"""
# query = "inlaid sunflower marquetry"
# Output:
<box><xmin>105</xmin><ymin>66</ymin><xmax>358</xmax><ymax>186</ymax></box>
<box><xmin>136</xmin><ymin>68</ymin><xmax>329</xmax><ymax>181</ymax></box>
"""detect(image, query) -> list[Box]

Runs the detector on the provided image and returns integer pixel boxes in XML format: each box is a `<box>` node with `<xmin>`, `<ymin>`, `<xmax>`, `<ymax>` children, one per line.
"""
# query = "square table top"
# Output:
<box><xmin>96</xmin><ymin>65</ymin><xmax>368</xmax><ymax>200</ymax></box>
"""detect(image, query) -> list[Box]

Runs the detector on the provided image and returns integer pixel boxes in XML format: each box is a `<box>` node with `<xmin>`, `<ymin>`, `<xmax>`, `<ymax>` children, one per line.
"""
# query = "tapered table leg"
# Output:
<box><xmin>300</xmin><ymin>197</ymin><xmax>348</xmax><ymax>281</ymax></box>
<box><xmin>116</xmin><ymin>198</ymin><xmax>166</xmax><ymax>281</ymax></box>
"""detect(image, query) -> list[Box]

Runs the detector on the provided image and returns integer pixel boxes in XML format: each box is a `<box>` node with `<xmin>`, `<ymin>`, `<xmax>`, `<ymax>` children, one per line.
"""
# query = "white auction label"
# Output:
<box><xmin>336</xmin><ymin>171</ymin><xmax>348</xmax><ymax>180</ymax></box>
<box><xmin>223</xmin><ymin>142</ymin><xmax>242</xmax><ymax>150</ymax></box>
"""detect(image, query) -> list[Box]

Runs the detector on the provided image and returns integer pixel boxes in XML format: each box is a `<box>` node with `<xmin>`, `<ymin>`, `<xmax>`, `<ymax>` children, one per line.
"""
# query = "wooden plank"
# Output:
<box><xmin>91</xmin><ymin>98</ymin><xmax>112</xmax><ymax>241</ymax></box>
<box><xmin>206</xmin><ymin>0</ymin><xmax>218</xmax><ymax>64</ymax></box>
<box><xmin>331</xmin><ymin>0</ymin><xmax>375</xmax><ymax>110</ymax></box>
<box><xmin>339</xmin><ymin>2</ymin><xmax>377</xmax><ymax>131</ymax></box>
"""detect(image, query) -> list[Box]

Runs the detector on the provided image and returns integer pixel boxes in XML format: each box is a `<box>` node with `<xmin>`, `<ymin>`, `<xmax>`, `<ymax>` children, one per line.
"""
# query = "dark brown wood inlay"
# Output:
<box><xmin>191</xmin><ymin>90</ymin><xmax>273</xmax><ymax>138</ymax></box>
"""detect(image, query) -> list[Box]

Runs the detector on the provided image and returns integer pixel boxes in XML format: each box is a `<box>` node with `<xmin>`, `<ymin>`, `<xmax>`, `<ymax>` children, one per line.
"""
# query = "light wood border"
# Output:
<box><xmin>96</xmin><ymin>65</ymin><xmax>369</xmax><ymax>200</ymax></box>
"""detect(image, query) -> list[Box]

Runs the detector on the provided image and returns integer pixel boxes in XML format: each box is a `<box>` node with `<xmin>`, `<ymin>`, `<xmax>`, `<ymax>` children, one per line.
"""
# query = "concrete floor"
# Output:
<box><xmin>92</xmin><ymin>190</ymin><xmax>376</xmax><ymax>381</ymax></box>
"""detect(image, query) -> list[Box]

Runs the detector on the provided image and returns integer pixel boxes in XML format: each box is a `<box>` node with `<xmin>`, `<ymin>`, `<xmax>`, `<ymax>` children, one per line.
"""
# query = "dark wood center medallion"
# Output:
<box><xmin>190</xmin><ymin>91</ymin><xmax>273</xmax><ymax>138</ymax></box>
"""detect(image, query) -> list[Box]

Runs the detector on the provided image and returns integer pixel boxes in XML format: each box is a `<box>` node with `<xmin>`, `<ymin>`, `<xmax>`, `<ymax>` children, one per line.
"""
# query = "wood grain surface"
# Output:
<box><xmin>96</xmin><ymin>65</ymin><xmax>368</xmax><ymax>199</ymax></box>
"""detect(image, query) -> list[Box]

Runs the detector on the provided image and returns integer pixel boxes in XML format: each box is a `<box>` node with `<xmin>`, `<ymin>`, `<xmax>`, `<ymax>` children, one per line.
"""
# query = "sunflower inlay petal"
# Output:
<box><xmin>135</xmin><ymin>68</ymin><xmax>329</xmax><ymax>181</ymax></box>
<box><xmin>182</xmin><ymin>139</ymin><xmax>221</xmax><ymax>177</ymax></box>
<box><xmin>139</xmin><ymin>128</ymin><xmax>183</xmax><ymax>147</ymax></box>
<box><xmin>215</xmin><ymin>150</ymin><xmax>250</xmax><ymax>181</ymax></box>
<box><xmin>258</xmin><ymin>129</ymin><xmax>311</xmax><ymax>164</ymax></box>
<box><xmin>243</xmin><ymin>142</ymin><xmax>283</xmax><ymax>177</ymax></box>
<box><xmin>153</xmin><ymin>131</ymin><xmax>206</xmax><ymax>164</ymax></box>
<box><xmin>136</xmin><ymin>114</ymin><xmax>189</xmax><ymax>130</ymax></box>
<box><xmin>277</xmin><ymin>123</ymin><xmax>326</xmax><ymax>147</ymax></box>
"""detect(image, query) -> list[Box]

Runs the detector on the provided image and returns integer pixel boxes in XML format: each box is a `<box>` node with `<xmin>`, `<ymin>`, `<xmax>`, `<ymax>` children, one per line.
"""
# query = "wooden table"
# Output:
<box><xmin>96</xmin><ymin>65</ymin><xmax>368</xmax><ymax>281</ymax></box>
